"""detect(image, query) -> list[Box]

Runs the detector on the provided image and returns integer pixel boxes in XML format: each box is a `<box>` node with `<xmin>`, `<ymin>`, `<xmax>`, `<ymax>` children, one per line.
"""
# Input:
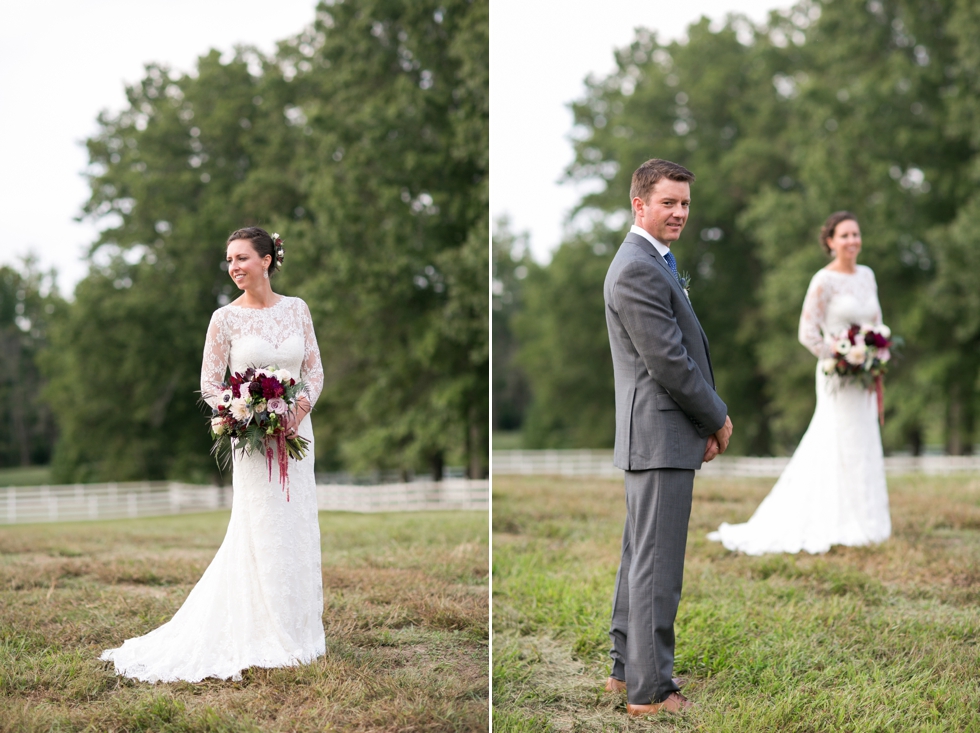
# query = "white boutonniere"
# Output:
<box><xmin>678</xmin><ymin>271</ymin><xmax>692</xmax><ymax>301</ymax></box>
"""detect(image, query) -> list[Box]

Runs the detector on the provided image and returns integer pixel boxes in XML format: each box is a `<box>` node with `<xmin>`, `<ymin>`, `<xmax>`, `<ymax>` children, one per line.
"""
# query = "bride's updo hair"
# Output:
<box><xmin>227</xmin><ymin>227</ymin><xmax>278</xmax><ymax>275</ymax></box>
<box><xmin>819</xmin><ymin>211</ymin><xmax>858</xmax><ymax>256</ymax></box>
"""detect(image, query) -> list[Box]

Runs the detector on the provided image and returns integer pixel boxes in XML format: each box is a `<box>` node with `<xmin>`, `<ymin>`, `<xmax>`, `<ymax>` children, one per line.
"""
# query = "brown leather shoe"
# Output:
<box><xmin>604</xmin><ymin>676</ymin><xmax>627</xmax><ymax>693</ymax></box>
<box><xmin>626</xmin><ymin>692</ymin><xmax>693</xmax><ymax>716</ymax></box>
<box><xmin>604</xmin><ymin>676</ymin><xmax>687</xmax><ymax>693</ymax></box>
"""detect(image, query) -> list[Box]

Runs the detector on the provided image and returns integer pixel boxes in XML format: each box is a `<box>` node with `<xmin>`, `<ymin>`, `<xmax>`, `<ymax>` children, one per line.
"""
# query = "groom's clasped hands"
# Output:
<box><xmin>703</xmin><ymin>415</ymin><xmax>733</xmax><ymax>463</ymax></box>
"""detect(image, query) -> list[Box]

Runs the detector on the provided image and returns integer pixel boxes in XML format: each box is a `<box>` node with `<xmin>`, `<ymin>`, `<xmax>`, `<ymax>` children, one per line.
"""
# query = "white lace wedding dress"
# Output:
<box><xmin>708</xmin><ymin>266</ymin><xmax>891</xmax><ymax>555</ymax></box>
<box><xmin>101</xmin><ymin>296</ymin><xmax>326</xmax><ymax>682</ymax></box>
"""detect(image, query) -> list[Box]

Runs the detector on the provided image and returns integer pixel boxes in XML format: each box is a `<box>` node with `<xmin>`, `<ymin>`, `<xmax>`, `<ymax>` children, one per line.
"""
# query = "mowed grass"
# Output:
<box><xmin>492</xmin><ymin>474</ymin><xmax>980</xmax><ymax>732</ymax></box>
<box><xmin>0</xmin><ymin>509</ymin><xmax>489</xmax><ymax>732</ymax></box>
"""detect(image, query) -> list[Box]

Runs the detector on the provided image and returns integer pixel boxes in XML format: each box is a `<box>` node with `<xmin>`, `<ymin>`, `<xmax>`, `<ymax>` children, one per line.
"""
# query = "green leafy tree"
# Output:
<box><xmin>0</xmin><ymin>258</ymin><xmax>62</xmax><ymax>467</ymax></box>
<box><xmin>513</xmin><ymin>228</ymin><xmax>616</xmax><ymax>449</ymax></box>
<box><xmin>45</xmin><ymin>0</ymin><xmax>488</xmax><ymax>482</ymax></box>
<box><xmin>745</xmin><ymin>0</ymin><xmax>975</xmax><ymax>453</ymax></box>
<box><xmin>491</xmin><ymin>218</ymin><xmax>532</xmax><ymax>434</ymax></box>
<box><xmin>505</xmin><ymin>0</ymin><xmax>980</xmax><ymax>455</ymax></box>
<box><xmin>278</xmin><ymin>0</ymin><xmax>488</xmax><ymax>478</ymax></box>
<box><xmin>44</xmin><ymin>49</ymin><xmax>290</xmax><ymax>483</ymax></box>
<box><xmin>557</xmin><ymin>16</ymin><xmax>800</xmax><ymax>453</ymax></box>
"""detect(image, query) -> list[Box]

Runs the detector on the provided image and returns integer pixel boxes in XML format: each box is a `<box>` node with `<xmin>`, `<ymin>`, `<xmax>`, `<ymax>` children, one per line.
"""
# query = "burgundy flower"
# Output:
<box><xmin>261</xmin><ymin>376</ymin><xmax>285</xmax><ymax>399</ymax></box>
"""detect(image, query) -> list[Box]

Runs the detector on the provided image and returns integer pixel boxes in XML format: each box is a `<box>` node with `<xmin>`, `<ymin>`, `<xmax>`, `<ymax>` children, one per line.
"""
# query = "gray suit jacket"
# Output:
<box><xmin>604</xmin><ymin>232</ymin><xmax>727</xmax><ymax>470</ymax></box>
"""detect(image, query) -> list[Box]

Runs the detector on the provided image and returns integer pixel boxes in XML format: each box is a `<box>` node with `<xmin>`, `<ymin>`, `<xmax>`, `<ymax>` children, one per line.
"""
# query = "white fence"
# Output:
<box><xmin>0</xmin><ymin>479</ymin><xmax>488</xmax><ymax>525</ymax></box>
<box><xmin>1</xmin><ymin>482</ymin><xmax>231</xmax><ymax>525</ymax></box>
<box><xmin>492</xmin><ymin>450</ymin><xmax>980</xmax><ymax>479</ymax></box>
<box><xmin>318</xmin><ymin>479</ymin><xmax>488</xmax><ymax>513</ymax></box>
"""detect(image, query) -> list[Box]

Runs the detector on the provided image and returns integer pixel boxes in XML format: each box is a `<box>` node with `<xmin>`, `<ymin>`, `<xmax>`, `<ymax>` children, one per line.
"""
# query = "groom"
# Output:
<box><xmin>603</xmin><ymin>158</ymin><xmax>732</xmax><ymax>715</ymax></box>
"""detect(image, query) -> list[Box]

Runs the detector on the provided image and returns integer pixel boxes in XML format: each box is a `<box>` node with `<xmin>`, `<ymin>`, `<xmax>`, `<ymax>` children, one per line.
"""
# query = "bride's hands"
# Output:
<box><xmin>285</xmin><ymin>396</ymin><xmax>311</xmax><ymax>439</ymax></box>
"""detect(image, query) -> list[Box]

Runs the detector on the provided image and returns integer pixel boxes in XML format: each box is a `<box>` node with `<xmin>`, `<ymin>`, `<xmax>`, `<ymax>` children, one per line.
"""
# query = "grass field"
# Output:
<box><xmin>0</xmin><ymin>509</ymin><xmax>488</xmax><ymax>732</ymax></box>
<box><xmin>492</xmin><ymin>474</ymin><xmax>980</xmax><ymax>732</ymax></box>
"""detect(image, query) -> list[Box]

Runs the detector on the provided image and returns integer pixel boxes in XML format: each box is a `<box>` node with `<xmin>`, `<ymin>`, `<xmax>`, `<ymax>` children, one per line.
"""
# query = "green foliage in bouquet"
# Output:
<box><xmin>201</xmin><ymin>365</ymin><xmax>310</xmax><ymax>478</ymax></box>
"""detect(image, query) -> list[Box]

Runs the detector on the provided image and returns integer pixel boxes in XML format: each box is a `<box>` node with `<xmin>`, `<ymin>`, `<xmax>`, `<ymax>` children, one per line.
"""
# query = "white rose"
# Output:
<box><xmin>230</xmin><ymin>398</ymin><xmax>251</xmax><ymax>422</ymax></box>
<box><xmin>845</xmin><ymin>343</ymin><xmax>867</xmax><ymax>366</ymax></box>
<box><xmin>211</xmin><ymin>417</ymin><xmax>226</xmax><ymax>435</ymax></box>
<box><xmin>276</xmin><ymin>369</ymin><xmax>292</xmax><ymax>383</ymax></box>
<box><xmin>878</xmin><ymin>324</ymin><xmax>891</xmax><ymax>339</ymax></box>
<box><xmin>820</xmin><ymin>358</ymin><xmax>838</xmax><ymax>374</ymax></box>
<box><xmin>835</xmin><ymin>339</ymin><xmax>851</xmax><ymax>355</ymax></box>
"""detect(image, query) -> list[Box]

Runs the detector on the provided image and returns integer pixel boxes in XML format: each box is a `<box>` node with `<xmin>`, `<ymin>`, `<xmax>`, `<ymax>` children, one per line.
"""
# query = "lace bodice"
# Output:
<box><xmin>201</xmin><ymin>296</ymin><xmax>323</xmax><ymax>407</ymax></box>
<box><xmin>798</xmin><ymin>266</ymin><xmax>882</xmax><ymax>359</ymax></box>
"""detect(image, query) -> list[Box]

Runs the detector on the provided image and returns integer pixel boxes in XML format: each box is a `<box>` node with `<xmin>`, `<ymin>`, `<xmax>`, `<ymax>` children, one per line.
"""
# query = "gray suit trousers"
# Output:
<box><xmin>609</xmin><ymin>467</ymin><xmax>694</xmax><ymax>704</ymax></box>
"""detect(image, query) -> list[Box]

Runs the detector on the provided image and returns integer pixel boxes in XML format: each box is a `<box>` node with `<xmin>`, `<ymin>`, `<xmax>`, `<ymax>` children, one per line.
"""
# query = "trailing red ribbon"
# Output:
<box><xmin>264</xmin><ymin>435</ymin><xmax>291</xmax><ymax>501</ymax></box>
<box><xmin>875</xmin><ymin>375</ymin><xmax>884</xmax><ymax>427</ymax></box>
<box><xmin>261</xmin><ymin>436</ymin><xmax>292</xmax><ymax>501</ymax></box>
<box><xmin>277</xmin><ymin>431</ymin><xmax>290</xmax><ymax>502</ymax></box>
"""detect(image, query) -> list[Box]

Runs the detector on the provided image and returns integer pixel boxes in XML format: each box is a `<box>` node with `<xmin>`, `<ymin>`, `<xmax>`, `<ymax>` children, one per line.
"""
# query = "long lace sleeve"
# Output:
<box><xmin>299</xmin><ymin>300</ymin><xmax>323</xmax><ymax>408</ymax></box>
<box><xmin>798</xmin><ymin>273</ymin><xmax>833</xmax><ymax>358</ymax></box>
<box><xmin>869</xmin><ymin>269</ymin><xmax>883</xmax><ymax>326</ymax></box>
<box><xmin>200</xmin><ymin>311</ymin><xmax>230</xmax><ymax>408</ymax></box>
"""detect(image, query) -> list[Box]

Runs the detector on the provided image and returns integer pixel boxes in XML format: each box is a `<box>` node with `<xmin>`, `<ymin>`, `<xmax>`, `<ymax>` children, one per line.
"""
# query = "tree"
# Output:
<box><xmin>491</xmin><ymin>218</ymin><xmax>532</xmax><ymax>433</ymax></box>
<box><xmin>276</xmin><ymin>0</ymin><xmax>488</xmax><ymax>478</ymax></box>
<box><xmin>44</xmin><ymin>49</ymin><xmax>289</xmax><ymax>483</ymax></box>
<box><xmin>44</xmin><ymin>0</ymin><xmax>488</xmax><ymax>481</ymax></box>
<box><xmin>745</xmin><ymin>0</ymin><xmax>975</xmax><ymax>452</ymax></box>
<box><xmin>513</xmin><ymin>227</ymin><xmax>617</xmax><ymax>449</ymax></box>
<box><xmin>503</xmin><ymin>0</ymin><xmax>980</xmax><ymax>455</ymax></box>
<box><xmin>553</xmin><ymin>15</ymin><xmax>800</xmax><ymax>453</ymax></box>
<box><xmin>0</xmin><ymin>258</ymin><xmax>62</xmax><ymax>467</ymax></box>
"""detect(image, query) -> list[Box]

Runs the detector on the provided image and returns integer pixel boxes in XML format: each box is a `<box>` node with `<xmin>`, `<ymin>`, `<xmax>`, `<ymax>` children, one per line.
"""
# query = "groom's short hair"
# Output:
<box><xmin>630</xmin><ymin>159</ymin><xmax>695</xmax><ymax>209</ymax></box>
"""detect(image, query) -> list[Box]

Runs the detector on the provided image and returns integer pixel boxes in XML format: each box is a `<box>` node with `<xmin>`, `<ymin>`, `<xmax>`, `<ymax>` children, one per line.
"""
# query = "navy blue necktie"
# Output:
<box><xmin>663</xmin><ymin>250</ymin><xmax>680</xmax><ymax>283</ymax></box>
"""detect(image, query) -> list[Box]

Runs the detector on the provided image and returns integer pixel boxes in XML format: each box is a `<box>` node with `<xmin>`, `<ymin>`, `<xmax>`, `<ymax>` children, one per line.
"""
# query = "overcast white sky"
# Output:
<box><xmin>0</xmin><ymin>0</ymin><xmax>319</xmax><ymax>294</ymax></box>
<box><xmin>491</xmin><ymin>0</ymin><xmax>787</xmax><ymax>262</ymax></box>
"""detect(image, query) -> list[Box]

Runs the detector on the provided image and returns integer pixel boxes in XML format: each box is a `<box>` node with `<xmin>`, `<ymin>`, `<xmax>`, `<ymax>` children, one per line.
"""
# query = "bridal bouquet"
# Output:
<box><xmin>204</xmin><ymin>366</ymin><xmax>309</xmax><ymax>500</ymax></box>
<box><xmin>821</xmin><ymin>323</ymin><xmax>901</xmax><ymax>424</ymax></box>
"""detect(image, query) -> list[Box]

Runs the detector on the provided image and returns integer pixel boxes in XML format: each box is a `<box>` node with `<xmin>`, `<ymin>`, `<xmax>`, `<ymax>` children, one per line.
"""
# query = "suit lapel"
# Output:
<box><xmin>623</xmin><ymin>233</ymin><xmax>697</xmax><ymax>319</ymax></box>
<box><xmin>623</xmin><ymin>232</ymin><xmax>715</xmax><ymax>386</ymax></box>
<box><xmin>623</xmin><ymin>232</ymin><xmax>674</xmax><ymax>281</ymax></box>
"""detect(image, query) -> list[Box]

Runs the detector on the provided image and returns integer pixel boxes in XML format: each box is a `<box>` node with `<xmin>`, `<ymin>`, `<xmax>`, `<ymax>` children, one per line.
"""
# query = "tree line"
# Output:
<box><xmin>494</xmin><ymin>0</ymin><xmax>980</xmax><ymax>456</ymax></box>
<box><xmin>6</xmin><ymin>0</ymin><xmax>487</xmax><ymax>483</ymax></box>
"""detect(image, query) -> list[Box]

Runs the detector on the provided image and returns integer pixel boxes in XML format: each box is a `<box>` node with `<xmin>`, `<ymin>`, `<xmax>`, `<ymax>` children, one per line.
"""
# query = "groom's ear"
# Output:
<box><xmin>631</xmin><ymin>197</ymin><xmax>643</xmax><ymax>219</ymax></box>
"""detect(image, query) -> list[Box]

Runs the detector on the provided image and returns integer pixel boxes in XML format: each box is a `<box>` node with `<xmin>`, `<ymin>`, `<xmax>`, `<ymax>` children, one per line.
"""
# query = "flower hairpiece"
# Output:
<box><xmin>271</xmin><ymin>233</ymin><xmax>285</xmax><ymax>268</ymax></box>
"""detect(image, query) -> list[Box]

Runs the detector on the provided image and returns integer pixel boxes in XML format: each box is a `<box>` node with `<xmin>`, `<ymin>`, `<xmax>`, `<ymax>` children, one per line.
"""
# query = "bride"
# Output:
<box><xmin>708</xmin><ymin>212</ymin><xmax>891</xmax><ymax>555</ymax></box>
<box><xmin>101</xmin><ymin>227</ymin><xmax>326</xmax><ymax>681</ymax></box>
